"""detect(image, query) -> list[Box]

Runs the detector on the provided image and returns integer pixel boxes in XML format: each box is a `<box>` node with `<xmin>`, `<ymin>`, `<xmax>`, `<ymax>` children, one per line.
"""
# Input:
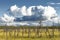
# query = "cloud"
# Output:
<box><xmin>50</xmin><ymin>17</ymin><xmax>60</xmax><ymax>23</ymax></box>
<box><xmin>43</xmin><ymin>6</ymin><xmax>57</xmax><ymax>20</ymax></box>
<box><xmin>50</xmin><ymin>3</ymin><xmax>56</xmax><ymax>5</ymax></box>
<box><xmin>10</xmin><ymin>5</ymin><xmax>57</xmax><ymax>20</ymax></box>
<box><xmin>0</xmin><ymin>14</ymin><xmax>15</xmax><ymax>22</ymax></box>
<box><xmin>57</xmin><ymin>3</ymin><xmax>60</xmax><ymax>4</ymax></box>
<box><xmin>49</xmin><ymin>3</ymin><xmax>60</xmax><ymax>5</ymax></box>
<box><xmin>0</xmin><ymin>5</ymin><xmax>59</xmax><ymax>26</ymax></box>
<box><xmin>10</xmin><ymin>5</ymin><xmax>33</xmax><ymax>17</ymax></box>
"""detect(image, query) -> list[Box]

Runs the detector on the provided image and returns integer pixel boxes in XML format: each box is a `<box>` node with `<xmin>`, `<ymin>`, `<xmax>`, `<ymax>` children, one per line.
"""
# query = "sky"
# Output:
<box><xmin>0</xmin><ymin>0</ymin><xmax>60</xmax><ymax>15</ymax></box>
<box><xmin>0</xmin><ymin>0</ymin><xmax>60</xmax><ymax>26</ymax></box>
<box><xmin>0</xmin><ymin>0</ymin><xmax>60</xmax><ymax>16</ymax></box>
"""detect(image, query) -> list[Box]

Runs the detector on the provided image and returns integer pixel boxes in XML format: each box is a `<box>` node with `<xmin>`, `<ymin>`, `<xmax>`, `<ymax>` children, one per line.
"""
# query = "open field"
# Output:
<box><xmin>0</xmin><ymin>26</ymin><xmax>60</xmax><ymax>40</ymax></box>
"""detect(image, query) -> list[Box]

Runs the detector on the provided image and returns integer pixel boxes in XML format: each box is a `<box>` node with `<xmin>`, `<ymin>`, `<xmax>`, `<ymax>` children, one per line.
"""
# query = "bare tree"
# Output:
<box><xmin>52</xmin><ymin>18</ymin><xmax>54</xmax><ymax>37</ymax></box>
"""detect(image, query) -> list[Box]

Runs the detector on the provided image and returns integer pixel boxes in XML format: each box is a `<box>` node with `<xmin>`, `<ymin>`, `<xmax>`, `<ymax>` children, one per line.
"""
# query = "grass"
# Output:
<box><xmin>0</xmin><ymin>26</ymin><xmax>60</xmax><ymax>40</ymax></box>
<box><xmin>0</xmin><ymin>37</ymin><xmax>60</xmax><ymax>40</ymax></box>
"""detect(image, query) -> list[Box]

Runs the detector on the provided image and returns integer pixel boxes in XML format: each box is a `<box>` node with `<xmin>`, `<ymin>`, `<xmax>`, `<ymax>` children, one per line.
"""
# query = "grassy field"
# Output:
<box><xmin>0</xmin><ymin>26</ymin><xmax>60</xmax><ymax>40</ymax></box>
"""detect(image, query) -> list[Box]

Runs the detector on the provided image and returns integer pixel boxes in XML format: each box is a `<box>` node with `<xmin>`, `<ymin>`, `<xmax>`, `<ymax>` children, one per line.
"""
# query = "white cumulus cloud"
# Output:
<box><xmin>9</xmin><ymin>5</ymin><xmax>57</xmax><ymax>20</ymax></box>
<box><xmin>0</xmin><ymin>5</ymin><xmax>60</xmax><ymax>26</ymax></box>
<box><xmin>1</xmin><ymin>14</ymin><xmax>15</xmax><ymax>22</ymax></box>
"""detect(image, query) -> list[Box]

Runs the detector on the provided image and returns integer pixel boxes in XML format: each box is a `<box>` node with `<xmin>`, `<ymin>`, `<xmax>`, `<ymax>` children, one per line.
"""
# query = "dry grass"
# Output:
<box><xmin>0</xmin><ymin>26</ymin><xmax>60</xmax><ymax>40</ymax></box>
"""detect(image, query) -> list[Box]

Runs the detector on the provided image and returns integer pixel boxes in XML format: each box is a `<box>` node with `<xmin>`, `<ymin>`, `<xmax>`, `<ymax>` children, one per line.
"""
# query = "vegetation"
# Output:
<box><xmin>0</xmin><ymin>26</ymin><xmax>60</xmax><ymax>40</ymax></box>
